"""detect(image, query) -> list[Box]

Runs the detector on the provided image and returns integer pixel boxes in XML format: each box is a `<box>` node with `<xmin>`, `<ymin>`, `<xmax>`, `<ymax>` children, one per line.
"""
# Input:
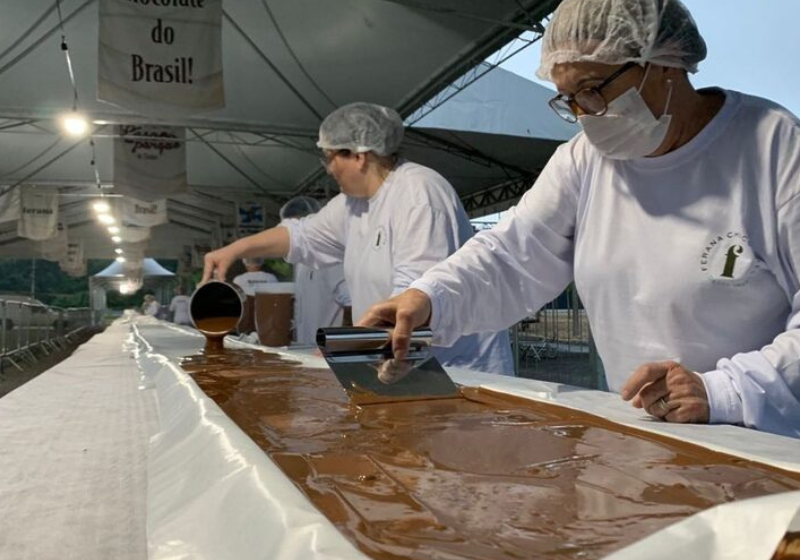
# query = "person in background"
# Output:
<box><xmin>202</xmin><ymin>102</ymin><xmax>513</xmax><ymax>375</ymax></box>
<box><xmin>359</xmin><ymin>0</ymin><xmax>800</xmax><ymax>438</ymax></box>
<box><xmin>142</xmin><ymin>294</ymin><xmax>160</xmax><ymax>317</ymax></box>
<box><xmin>279</xmin><ymin>196</ymin><xmax>352</xmax><ymax>345</ymax></box>
<box><xmin>232</xmin><ymin>258</ymin><xmax>278</xmax><ymax>296</ymax></box>
<box><xmin>169</xmin><ymin>286</ymin><xmax>192</xmax><ymax>326</ymax></box>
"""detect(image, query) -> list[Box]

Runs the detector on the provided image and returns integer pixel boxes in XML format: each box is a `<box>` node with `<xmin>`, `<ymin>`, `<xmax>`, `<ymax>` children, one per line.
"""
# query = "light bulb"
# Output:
<box><xmin>92</xmin><ymin>200</ymin><xmax>110</xmax><ymax>213</ymax></box>
<box><xmin>97</xmin><ymin>213</ymin><xmax>116</xmax><ymax>225</ymax></box>
<box><xmin>107</xmin><ymin>226</ymin><xmax>120</xmax><ymax>234</ymax></box>
<box><xmin>114</xmin><ymin>248</ymin><xmax>123</xmax><ymax>255</ymax></box>
<box><xmin>60</xmin><ymin>112</ymin><xmax>89</xmax><ymax>137</ymax></box>
<box><xmin>111</xmin><ymin>235</ymin><xmax>122</xmax><ymax>243</ymax></box>
<box><xmin>116</xmin><ymin>256</ymin><xmax>126</xmax><ymax>263</ymax></box>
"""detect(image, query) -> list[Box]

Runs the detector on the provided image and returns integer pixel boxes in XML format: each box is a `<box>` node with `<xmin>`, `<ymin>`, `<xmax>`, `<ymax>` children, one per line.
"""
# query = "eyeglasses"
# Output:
<box><xmin>548</xmin><ymin>62</ymin><xmax>639</xmax><ymax>123</ymax></box>
<box><xmin>318</xmin><ymin>149</ymin><xmax>351</xmax><ymax>168</ymax></box>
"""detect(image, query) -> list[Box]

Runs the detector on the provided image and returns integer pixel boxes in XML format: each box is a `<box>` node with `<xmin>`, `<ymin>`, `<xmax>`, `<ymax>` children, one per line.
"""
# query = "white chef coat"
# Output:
<box><xmin>283</xmin><ymin>160</ymin><xmax>514</xmax><ymax>375</ymax></box>
<box><xmin>169</xmin><ymin>294</ymin><xmax>192</xmax><ymax>325</ymax></box>
<box><xmin>294</xmin><ymin>263</ymin><xmax>351</xmax><ymax>345</ymax></box>
<box><xmin>233</xmin><ymin>271</ymin><xmax>278</xmax><ymax>296</ymax></box>
<box><xmin>411</xmin><ymin>89</ymin><xmax>800</xmax><ymax>438</ymax></box>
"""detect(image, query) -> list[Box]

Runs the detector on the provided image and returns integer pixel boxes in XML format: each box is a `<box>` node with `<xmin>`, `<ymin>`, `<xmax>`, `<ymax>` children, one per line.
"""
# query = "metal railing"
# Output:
<box><xmin>0</xmin><ymin>297</ymin><xmax>96</xmax><ymax>373</ymax></box>
<box><xmin>510</xmin><ymin>288</ymin><xmax>606</xmax><ymax>390</ymax></box>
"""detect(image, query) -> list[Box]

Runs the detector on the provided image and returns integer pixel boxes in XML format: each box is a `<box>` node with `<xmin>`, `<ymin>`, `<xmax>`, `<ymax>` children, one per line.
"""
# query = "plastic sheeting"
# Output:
<box><xmin>131</xmin><ymin>319</ymin><xmax>800</xmax><ymax>560</ymax></box>
<box><xmin>0</xmin><ymin>320</ymin><xmax>158</xmax><ymax>560</ymax></box>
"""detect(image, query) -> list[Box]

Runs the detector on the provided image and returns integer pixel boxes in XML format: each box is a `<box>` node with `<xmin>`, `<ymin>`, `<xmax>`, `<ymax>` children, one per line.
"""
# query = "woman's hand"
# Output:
<box><xmin>201</xmin><ymin>245</ymin><xmax>241</xmax><ymax>284</ymax></box>
<box><xmin>621</xmin><ymin>361</ymin><xmax>710</xmax><ymax>423</ymax></box>
<box><xmin>357</xmin><ymin>289</ymin><xmax>432</xmax><ymax>361</ymax></box>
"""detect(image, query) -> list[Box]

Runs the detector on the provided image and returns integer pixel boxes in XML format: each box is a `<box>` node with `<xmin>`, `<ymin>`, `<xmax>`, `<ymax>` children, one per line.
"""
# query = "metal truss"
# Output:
<box><xmin>460</xmin><ymin>172</ymin><xmax>540</xmax><ymax>217</ymax></box>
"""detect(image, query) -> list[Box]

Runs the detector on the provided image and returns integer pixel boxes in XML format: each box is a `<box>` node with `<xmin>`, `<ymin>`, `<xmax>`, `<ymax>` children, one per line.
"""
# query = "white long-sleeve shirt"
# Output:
<box><xmin>294</xmin><ymin>263</ymin><xmax>351</xmax><ymax>345</ymax></box>
<box><xmin>283</xmin><ymin>161</ymin><xmax>514</xmax><ymax>375</ymax></box>
<box><xmin>412</xmin><ymin>89</ymin><xmax>800</xmax><ymax>438</ymax></box>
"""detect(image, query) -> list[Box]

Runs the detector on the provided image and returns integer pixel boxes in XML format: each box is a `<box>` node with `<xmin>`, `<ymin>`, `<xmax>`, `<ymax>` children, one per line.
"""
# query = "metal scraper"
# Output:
<box><xmin>316</xmin><ymin>327</ymin><xmax>461</xmax><ymax>405</ymax></box>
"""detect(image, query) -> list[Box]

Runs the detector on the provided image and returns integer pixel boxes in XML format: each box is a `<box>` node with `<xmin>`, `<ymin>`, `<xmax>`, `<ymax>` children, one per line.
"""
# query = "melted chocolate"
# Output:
<box><xmin>181</xmin><ymin>349</ymin><xmax>800</xmax><ymax>560</ymax></box>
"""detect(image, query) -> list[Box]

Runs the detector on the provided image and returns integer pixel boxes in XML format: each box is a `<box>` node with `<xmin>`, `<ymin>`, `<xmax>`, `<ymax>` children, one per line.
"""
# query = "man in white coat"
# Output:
<box><xmin>232</xmin><ymin>258</ymin><xmax>278</xmax><ymax>296</ymax></box>
<box><xmin>202</xmin><ymin>102</ymin><xmax>513</xmax><ymax>375</ymax></box>
<box><xmin>279</xmin><ymin>196</ymin><xmax>352</xmax><ymax>345</ymax></box>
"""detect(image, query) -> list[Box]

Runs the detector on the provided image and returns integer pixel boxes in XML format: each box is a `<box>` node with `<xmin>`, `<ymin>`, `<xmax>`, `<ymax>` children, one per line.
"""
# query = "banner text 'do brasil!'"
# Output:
<box><xmin>98</xmin><ymin>0</ymin><xmax>224</xmax><ymax>116</ymax></box>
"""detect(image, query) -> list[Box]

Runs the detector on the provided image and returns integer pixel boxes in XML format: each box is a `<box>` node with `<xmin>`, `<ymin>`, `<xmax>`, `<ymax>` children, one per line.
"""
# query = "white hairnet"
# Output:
<box><xmin>536</xmin><ymin>0</ymin><xmax>706</xmax><ymax>81</ymax></box>
<box><xmin>317</xmin><ymin>102</ymin><xmax>404</xmax><ymax>156</ymax></box>
<box><xmin>280</xmin><ymin>196</ymin><xmax>322</xmax><ymax>220</ymax></box>
<box><xmin>242</xmin><ymin>258</ymin><xmax>264</xmax><ymax>266</ymax></box>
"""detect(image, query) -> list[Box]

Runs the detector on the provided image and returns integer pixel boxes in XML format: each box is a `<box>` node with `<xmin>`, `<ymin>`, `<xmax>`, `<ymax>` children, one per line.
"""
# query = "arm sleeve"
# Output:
<box><xmin>702</xmin><ymin>193</ymin><xmax>800</xmax><ymax>438</ymax></box>
<box><xmin>283</xmin><ymin>194</ymin><xmax>347</xmax><ymax>268</ymax></box>
<box><xmin>324</xmin><ymin>265</ymin><xmax>351</xmax><ymax>307</ymax></box>
<box><xmin>410</xmin><ymin>144</ymin><xmax>580</xmax><ymax>347</ymax></box>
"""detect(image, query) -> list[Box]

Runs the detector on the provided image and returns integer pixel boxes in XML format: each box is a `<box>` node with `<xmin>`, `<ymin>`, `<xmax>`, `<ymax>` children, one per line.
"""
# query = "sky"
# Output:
<box><xmin>499</xmin><ymin>0</ymin><xmax>800</xmax><ymax>117</ymax></box>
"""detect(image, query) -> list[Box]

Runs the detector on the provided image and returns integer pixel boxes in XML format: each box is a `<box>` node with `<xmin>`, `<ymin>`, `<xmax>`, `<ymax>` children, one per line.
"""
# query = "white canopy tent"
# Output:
<box><xmin>0</xmin><ymin>0</ymin><xmax>567</xmax><ymax>263</ymax></box>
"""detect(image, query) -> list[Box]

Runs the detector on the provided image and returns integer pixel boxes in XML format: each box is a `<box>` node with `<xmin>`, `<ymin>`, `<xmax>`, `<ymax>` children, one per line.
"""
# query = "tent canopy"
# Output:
<box><xmin>0</xmin><ymin>0</ymin><xmax>567</xmax><ymax>262</ymax></box>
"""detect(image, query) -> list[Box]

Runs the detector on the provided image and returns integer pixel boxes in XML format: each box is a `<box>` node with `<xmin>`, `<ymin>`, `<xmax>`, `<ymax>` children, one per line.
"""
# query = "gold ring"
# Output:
<box><xmin>657</xmin><ymin>397</ymin><xmax>670</xmax><ymax>413</ymax></box>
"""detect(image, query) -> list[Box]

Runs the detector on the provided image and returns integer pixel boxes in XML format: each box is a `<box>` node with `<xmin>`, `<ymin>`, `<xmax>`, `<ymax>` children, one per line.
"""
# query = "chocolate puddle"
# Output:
<box><xmin>181</xmin><ymin>349</ymin><xmax>800</xmax><ymax>560</ymax></box>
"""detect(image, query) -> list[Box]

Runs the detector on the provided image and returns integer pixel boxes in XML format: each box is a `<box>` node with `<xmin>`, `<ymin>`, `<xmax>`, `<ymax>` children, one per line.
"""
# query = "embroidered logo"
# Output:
<box><xmin>699</xmin><ymin>231</ymin><xmax>758</xmax><ymax>286</ymax></box>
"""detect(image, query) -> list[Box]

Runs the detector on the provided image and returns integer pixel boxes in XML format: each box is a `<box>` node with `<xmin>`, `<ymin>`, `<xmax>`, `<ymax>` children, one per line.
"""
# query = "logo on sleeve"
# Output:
<box><xmin>699</xmin><ymin>231</ymin><xmax>761</xmax><ymax>286</ymax></box>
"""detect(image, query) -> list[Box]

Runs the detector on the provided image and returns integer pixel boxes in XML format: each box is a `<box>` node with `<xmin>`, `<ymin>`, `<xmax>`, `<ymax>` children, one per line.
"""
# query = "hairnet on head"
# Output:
<box><xmin>536</xmin><ymin>0</ymin><xmax>706</xmax><ymax>81</ymax></box>
<box><xmin>280</xmin><ymin>196</ymin><xmax>322</xmax><ymax>220</ymax></box>
<box><xmin>317</xmin><ymin>102</ymin><xmax>404</xmax><ymax>156</ymax></box>
<box><xmin>242</xmin><ymin>257</ymin><xmax>264</xmax><ymax>266</ymax></box>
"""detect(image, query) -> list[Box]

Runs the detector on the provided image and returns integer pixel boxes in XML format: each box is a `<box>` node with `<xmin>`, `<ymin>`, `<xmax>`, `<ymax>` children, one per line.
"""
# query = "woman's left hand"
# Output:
<box><xmin>621</xmin><ymin>361</ymin><xmax>710</xmax><ymax>423</ymax></box>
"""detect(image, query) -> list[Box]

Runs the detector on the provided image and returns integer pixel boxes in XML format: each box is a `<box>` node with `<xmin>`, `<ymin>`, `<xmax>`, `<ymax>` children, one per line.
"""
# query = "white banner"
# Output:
<box><xmin>113</xmin><ymin>125</ymin><xmax>187</xmax><ymax>200</ymax></box>
<box><xmin>39</xmin><ymin>222</ymin><xmax>68</xmax><ymax>262</ymax></box>
<box><xmin>60</xmin><ymin>242</ymin><xmax>85</xmax><ymax>276</ymax></box>
<box><xmin>0</xmin><ymin>187</ymin><xmax>20</xmax><ymax>223</ymax></box>
<box><xmin>236</xmin><ymin>202</ymin><xmax>265</xmax><ymax>237</ymax></box>
<box><xmin>191</xmin><ymin>239</ymin><xmax>211</xmax><ymax>269</ymax></box>
<box><xmin>120</xmin><ymin>225</ymin><xmax>151</xmax><ymax>243</ymax></box>
<box><xmin>18</xmin><ymin>187</ymin><xmax>59</xmax><ymax>241</ymax></box>
<box><xmin>97</xmin><ymin>0</ymin><xmax>224</xmax><ymax>116</ymax></box>
<box><xmin>121</xmin><ymin>241</ymin><xmax>148</xmax><ymax>262</ymax></box>
<box><xmin>119</xmin><ymin>197</ymin><xmax>168</xmax><ymax>227</ymax></box>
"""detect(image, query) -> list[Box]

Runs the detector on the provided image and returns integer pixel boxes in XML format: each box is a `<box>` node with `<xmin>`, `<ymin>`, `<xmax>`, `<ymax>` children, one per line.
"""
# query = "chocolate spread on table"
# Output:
<box><xmin>181</xmin><ymin>349</ymin><xmax>800</xmax><ymax>560</ymax></box>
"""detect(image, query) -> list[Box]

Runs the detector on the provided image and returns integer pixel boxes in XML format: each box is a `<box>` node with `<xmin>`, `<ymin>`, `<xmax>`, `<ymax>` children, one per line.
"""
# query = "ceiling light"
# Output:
<box><xmin>116</xmin><ymin>256</ymin><xmax>126</xmax><ymax>263</ymax></box>
<box><xmin>97</xmin><ymin>213</ymin><xmax>116</xmax><ymax>225</ymax></box>
<box><xmin>114</xmin><ymin>248</ymin><xmax>123</xmax><ymax>255</ymax></box>
<box><xmin>107</xmin><ymin>226</ymin><xmax>120</xmax><ymax>234</ymax></box>
<box><xmin>111</xmin><ymin>235</ymin><xmax>122</xmax><ymax>243</ymax></box>
<box><xmin>92</xmin><ymin>200</ymin><xmax>110</xmax><ymax>213</ymax></box>
<box><xmin>60</xmin><ymin>112</ymin><xmax>89</xmax><ymax>137</ymax></box>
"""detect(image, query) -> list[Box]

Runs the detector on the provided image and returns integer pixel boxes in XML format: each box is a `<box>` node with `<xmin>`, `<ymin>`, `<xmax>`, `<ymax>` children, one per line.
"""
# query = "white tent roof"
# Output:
<box><xmin>0</xmin><ymin>0</ymin><xmax>565</xmax><ymax>261</ymax></box>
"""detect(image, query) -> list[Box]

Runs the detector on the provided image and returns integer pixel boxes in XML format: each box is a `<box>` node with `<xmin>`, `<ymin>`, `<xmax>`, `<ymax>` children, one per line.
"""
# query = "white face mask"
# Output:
<box><xmin>578</xmin><ymin>67</ymin><xmax>673</xmax><ymax>160</ymax></box>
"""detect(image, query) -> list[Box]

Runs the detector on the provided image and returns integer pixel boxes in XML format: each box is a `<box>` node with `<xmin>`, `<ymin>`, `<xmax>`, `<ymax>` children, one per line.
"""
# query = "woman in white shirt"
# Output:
<box><xmin>359</xmin><ymin>0</ymin><xmax>800</xmax><ymax>438</ymax></box>
<box><xmin>202</xmin><ymin>102</ymin><xmax>513</xmax><ymax>375</ymax></box>
<box><xmin>279</xmin><ymin>196</ymin><xmax>352</xmax><ymax>346</ymax></box>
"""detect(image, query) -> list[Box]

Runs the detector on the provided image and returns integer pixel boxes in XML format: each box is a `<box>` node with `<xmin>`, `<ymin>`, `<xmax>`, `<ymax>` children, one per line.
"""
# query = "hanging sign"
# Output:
<box><xmin>98</xmin><ymin>0</ymin><xmax>224</xmax><ymax>116</ymax></box>
<box><xmin>40</xmin><ymin>222</ymin><xmax>69</xmax><ymax>262</ymax></box>
<box><xmin>236</xmin><ymin>202</ymin><xmax>265</xmax><ymax>237</ymax></box>
<box><xmin>18</xmin><ymin>187</ymin><xmax>59</xmax><ymax>241</ymax></box>
<box><xmin>113</xmin><ymin>125</ymin><xmax>187</xmax><ymax>200</ymax></box>
<box><xmin>119</xmin><ymin>197</ymin><xmax>168</xmax><ymax>227</ymax></box>
<box><xmin>0</xmin><ymin>187</ymin><xmax>20</xmax><ymax>223</ymax></box>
